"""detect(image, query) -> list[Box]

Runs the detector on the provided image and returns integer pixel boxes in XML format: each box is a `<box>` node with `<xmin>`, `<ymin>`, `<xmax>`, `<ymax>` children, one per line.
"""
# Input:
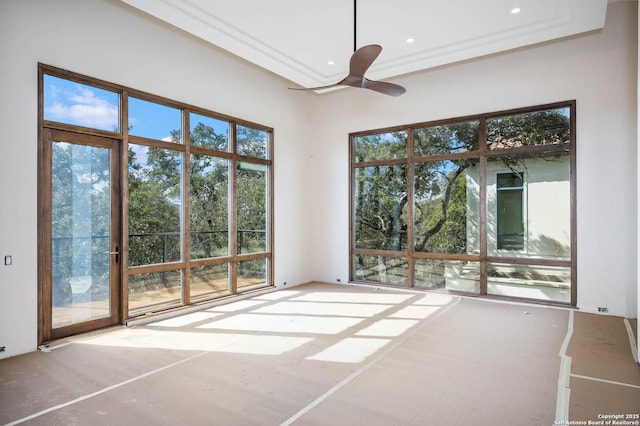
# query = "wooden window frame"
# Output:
<box><xmin>38</xmin><ymin>64</ymin><xmax>274</xmax><ymax>343</ymax></box>
<box><xmin>349</xmin><ymin>101</ymin><xmax>576</xmax><ymax>307</ymax></box>
<box><xmin>496</xmin><ymin>172</ymin><xmax>525</xmax><ymax>251</ymax></box>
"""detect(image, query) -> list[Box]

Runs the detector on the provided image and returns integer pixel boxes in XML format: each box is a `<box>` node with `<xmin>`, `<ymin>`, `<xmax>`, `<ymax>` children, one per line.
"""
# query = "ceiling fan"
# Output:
<box><xmin>289</xmin><ymin>0</ymin><xmax>406</xmax><ymax>97</ymax></box>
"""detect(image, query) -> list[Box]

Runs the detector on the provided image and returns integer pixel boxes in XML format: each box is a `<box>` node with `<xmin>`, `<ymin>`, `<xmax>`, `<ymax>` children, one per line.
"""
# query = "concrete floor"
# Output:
<box><xmin>1</xmin><ymin>282</ymin><xmax>638</xmax><ymax>425</ymax></box>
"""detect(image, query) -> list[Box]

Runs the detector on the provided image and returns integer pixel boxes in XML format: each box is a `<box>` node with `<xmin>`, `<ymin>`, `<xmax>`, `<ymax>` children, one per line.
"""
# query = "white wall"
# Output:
<box><xmin>308</xmin><ymin>1</ymin><xmax>638</xmax><ymax>317</ymax></box>
<box><xmin>0</xmin><ymin>0</ymin><xmax>313</xmax><ymax>358</ymax></box>
<box><xmin>486</xmin><ymin>159</ymin><xmax>571</xmax><ymax>257</ymax></box>
<box><xmin>465</xmin><ymin>157</ymin><xmax>571</xmax><ymax>257</ymax></box>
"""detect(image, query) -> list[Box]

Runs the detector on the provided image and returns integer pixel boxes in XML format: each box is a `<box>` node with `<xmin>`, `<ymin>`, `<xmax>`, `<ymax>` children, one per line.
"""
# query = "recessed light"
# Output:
<box><xmin>511</xmin><ymin>7</ymin><xmax>521</xmax><ymax>14</ymax></box>
<box><xmin>406</xmin><ymin>37</ymin><xmax>415</xmax><ymax>43</ymax></box>
<box><xmin>328</xmin><ymin>61</ymin><xmax>335</xmax><ymax>65</ymax></box>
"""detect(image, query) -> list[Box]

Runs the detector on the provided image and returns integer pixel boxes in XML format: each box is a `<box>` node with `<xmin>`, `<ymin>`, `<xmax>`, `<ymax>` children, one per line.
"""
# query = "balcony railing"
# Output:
<box><xmin>52</xmin><ymin>229</ymin><xmax>267</xmax><ymax>268</ymax></box>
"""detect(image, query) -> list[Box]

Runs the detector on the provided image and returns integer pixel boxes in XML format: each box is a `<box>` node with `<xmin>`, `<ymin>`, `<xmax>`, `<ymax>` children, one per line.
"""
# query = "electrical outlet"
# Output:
<box><xmin>597</xmin><ymin>307</ymin><xmax>608</xmax><ymax>313</ymax></box>
<box><xmin>283</xmin><ymin>281</ymin><xmax>287</xmax><ymax>286</ymax></box>
<box><xmin>4</xmin><ymin>256</ymin><xmax>11</xmax><ymax>266</ymax></box>
<box><xmin>336</xmin><ymin>278</ymin><xmax>341</xmax><ymax>283</ymax></box>
<box><xmin>0</xmin><ymin>346</ymin><xmax>5</xmax><ymax>352</ymax></box>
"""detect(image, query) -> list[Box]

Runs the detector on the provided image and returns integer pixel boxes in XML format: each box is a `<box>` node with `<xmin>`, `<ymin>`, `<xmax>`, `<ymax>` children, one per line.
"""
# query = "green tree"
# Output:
<box><xmin>128</xmin><ymin>146</ymin><xmax>181</xmax><ymax>266</ymax></box>
<box><xmin>354</xmin><ymin>164</ymin><xmax>407</xmax><ymax>251</ymax></box>
<box><xmin>413</xmin><ymin>159</ymin><xmax>471</xmax><ymax>253</ymax></box>
<box><xmin>51</xmin><ymin>142</ymin><xmax>111</xmax><ymax>305</ymax></box>
<box><xmin>190</xmin><ymin>154</ymin><xmax>229</xmax><ymax>258</ymax></box>
<box><xmin>237</xmin><ymin>162</ymin><xmax>267</xmax><ymax>254</ymax></box>
<box><xmin>355</xmin><ymin>108</ymin><xmax>570</xmax><ymax>260</ymax></box>
<box><xmin>237</xmin><ymin>125</ymin><xmax>268</xmax><ymax>158</ymax></box>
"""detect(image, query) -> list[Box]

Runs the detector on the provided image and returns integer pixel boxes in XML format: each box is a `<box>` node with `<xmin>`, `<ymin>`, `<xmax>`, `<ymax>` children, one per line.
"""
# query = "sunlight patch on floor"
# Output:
<box><xmin>355</xmin><ymin>319</ymin><xmax>419</xmax><ymax>337</ymax></box>
<box><xmin>389</xmin><ymin>305</ymin><xmax>444</xmax><ymax>319</ymax></box>
<box><xmin>77</xmin><ymin>328</ymin><xmax>312</xmax><ymax>355</ymax></box>
<box><xmin>74</xmin><ymin>286</ymin><xmax>458</xmax><ymax>361</ymax></box>
<box><xmin>197</xmin><ymin>313</ymin><xmax>363</xmax><ymax>334</ymax></box>
<box><xmin>290</xmin><ymin>291</ymin><xmax>414</xmax><ymax>304</ymax></box>
<box><xmin>306</xmin><ymin>337</ymin><xmax>392</xmax><ymax>363</ymax></box>
<box><xmin>252</xmin><ymin>301</ymin><xmax>393</xmax><ymax>317</ymax></box>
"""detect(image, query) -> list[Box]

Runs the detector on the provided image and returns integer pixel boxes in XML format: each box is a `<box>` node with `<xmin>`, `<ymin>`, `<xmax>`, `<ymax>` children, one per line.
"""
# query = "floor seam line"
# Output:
<box><xmin>4</xmin><ymin>351</ymin><xmax>208</xmax><ymax>426</ymax></box>
<box><xmin>623</xmin><ymin>317</ymin><xmax>639</xmax><ymax>364</ymax></box>
<box><xmin>555</xmin><ymin>309</ymin><xmax>574</xmax><ymax>424</ymax></box>
<box><xmin>569</xmin><ymin>373</ymin><xmax>640</xmax><ymax>390</ymax></box>
<box><xmin>279</xmin><ymin>296</ymin><xmax>462</xmax><ymax>426</ymax></box>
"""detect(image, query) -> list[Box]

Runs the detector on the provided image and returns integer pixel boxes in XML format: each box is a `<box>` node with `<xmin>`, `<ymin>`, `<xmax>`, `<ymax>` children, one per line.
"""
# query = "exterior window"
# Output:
<box><xmin>39</xmin><ymin>65</ymin><xmax>273</xmax><ymax>343</ymax></box>
<box><xmin>43</xmin><ymin>74</ymin><xmax>120</xmax><ymax>132</ymax></box>
<box><xmin>350</xmin><ymin>102</ymin><xmax>575</xmax><ymax>306</ymax></box>
<box><xmin>128</xmin><ymin>97</ymin><xmax>182</xmax><ymax>141</ymax></box>
<box><xmin>496</xmin><ymin>173</ymin><xmax>524</xmax><ymax>250</ymax></box>
<box><xmin>354</xmin><ymin>165</ymin><xmax>408</xmax><ymax>251</ymax></box>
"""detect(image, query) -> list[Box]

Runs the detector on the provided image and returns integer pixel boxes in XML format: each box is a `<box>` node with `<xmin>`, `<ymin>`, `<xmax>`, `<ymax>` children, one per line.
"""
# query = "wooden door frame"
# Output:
<box><xmin>38</xmin><ymin>128</ymin><xmax>122</xmax><ymax>344</ymax></box>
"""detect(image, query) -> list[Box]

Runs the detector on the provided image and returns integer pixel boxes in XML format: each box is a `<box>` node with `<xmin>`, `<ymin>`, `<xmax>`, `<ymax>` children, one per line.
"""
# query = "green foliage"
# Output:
<box><xmin>50</xmin><ymin>115</ymin><xmax>271</xmax><ymax>307</ymax></box>
<box><xmin>354</xmin><ymin>131</ymin><xmax>408</xmax><ymax>162</ymax></box>
<box><xmin>51</xmin><ymin>142</ymin><xmax>111</xmax><ymax>305</ymax></box>
<box><xmin>413</xmin><ymin>121</ymin><xmax>479</xmax><ymax>156</ymax></box>
<box><xmin>237</xmin><ymin>125</ymin><xmax>268</xmax><ymax>158</ymax></box>
<box><xmin>355</xmin><ymin>165</ymin><xmax>407</xmax><ymax>251</ymax></box>
<box><xmin>127</xmin><ymin>123</ymin><xmax>268</xmax><ymax>265</ymax></box>
<box><xmin>190</xmin><ymin>155</ymin><xmax>229</xmax><ymax>259</ymax></box>
<box><xmin>354</xmin><ymin>108</ymin><xmax>568</xmax><ymax>261</ymax></box>
<box><xmin>487</xmin><ymin>108</ymin><xmax>570</xmax><ymax>147</ymax></box>
<box><xmin>128</xmin><ymin>146</ymin><xmax>181</xmax><ymax>266</ymax></box>
<box><xmin>414</xmin><ymin>161</ymin><xmax>469</xmax><ymax>254</ymax></box>
<box><xmin>237</xmin><ymin>162</ymin><xmax>267</xmax><ymax>254</ymax></box>
<box><xmin>191</xmin><ymin>121</ymin><xmax>228</xmax><ymax>151</ymax></box>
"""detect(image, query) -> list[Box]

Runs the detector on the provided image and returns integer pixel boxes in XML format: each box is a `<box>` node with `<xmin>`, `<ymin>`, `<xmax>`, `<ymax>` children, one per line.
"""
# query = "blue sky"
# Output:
<box><xmin>44</xmin><ymin>75</ymin><xmax>119</xmax><ymax>132</ymax></box>
<box><xmin>44</xmin><ymin>75</ymin><xmax>229</xmax><ymax>142</ymax></box>
<box><xmin>128</xmin><ymin>96</ymin><xmax>181</xmax><ymax>140</ymax></box>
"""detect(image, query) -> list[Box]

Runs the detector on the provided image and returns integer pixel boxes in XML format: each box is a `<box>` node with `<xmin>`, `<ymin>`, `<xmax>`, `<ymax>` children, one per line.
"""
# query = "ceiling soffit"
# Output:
<box><xmin>120</xmin><ymin>0</ymin><xmax>608</xmax><ymax>91</ymax></box>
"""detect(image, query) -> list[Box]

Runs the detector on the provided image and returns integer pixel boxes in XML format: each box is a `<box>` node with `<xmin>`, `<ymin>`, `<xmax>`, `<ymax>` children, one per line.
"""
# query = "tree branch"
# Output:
<box><xmin>415</xmin><ymin>164</ymin><xmax>467</xmax><ymax>251</ymax></box>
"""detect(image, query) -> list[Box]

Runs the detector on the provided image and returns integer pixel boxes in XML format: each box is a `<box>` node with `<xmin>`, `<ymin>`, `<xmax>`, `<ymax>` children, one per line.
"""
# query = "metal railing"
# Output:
<box><xmin>53</xmin><ymin>229</ymin><xmax>267</xmax><ymax>266</ymax></box>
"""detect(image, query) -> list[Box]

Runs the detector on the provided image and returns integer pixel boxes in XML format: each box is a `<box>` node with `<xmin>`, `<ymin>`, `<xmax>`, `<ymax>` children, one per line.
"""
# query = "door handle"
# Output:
<box><xmin>106</xmin><ymin>246</ymin><xmax>120</xmax><ymax>263</ymax></box>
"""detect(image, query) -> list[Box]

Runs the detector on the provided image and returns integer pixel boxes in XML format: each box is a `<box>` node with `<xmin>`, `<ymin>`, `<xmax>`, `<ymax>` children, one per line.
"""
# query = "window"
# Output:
<box><xmin>39</xmin><ymin>64</ymin><xmax>274</xmax><ymax>342</ymax></box>
<box><xmin>350</xmin><ymin>102</ymin><xmax>575</xmax><ymax>306</ymax></box>
<box><xmin>354</xmin><ymin>164</ymin><xmax>408</xmax><ymax>251</ymax></box>
<box><xmin>43</xmin><ymin>74</ymin><xmax>120</xmax><ymax>132</ymax></box>
<box><xmin>496</xmin><ymin>173</ymin><xmax>524</xmax><ymax>250</ymax></box>
<box><xmin>128</xmin><ymin>97</ymin><xmax>181</xmax><ymax>141</ymax></box>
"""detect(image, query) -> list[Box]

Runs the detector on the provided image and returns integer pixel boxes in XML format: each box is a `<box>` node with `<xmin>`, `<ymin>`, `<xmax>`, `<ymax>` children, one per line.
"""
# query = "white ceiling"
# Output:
<box><xmin>120</xmin><ymin>0</ymin><xmax>608</xmax><ymax>92</ymax></box>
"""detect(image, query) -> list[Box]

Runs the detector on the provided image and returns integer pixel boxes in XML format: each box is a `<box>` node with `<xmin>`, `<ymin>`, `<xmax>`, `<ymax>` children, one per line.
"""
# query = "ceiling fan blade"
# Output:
<box><xmin>288</xmin><ymin>83</ymin><xmax>343</xmax><ymax>92</ymax></box>
<box><xmin>362</xmin><ymin>79</ymin><xmax>407</xmax><ymax>97</ymax></box>
<box><xmin>348</xmin><ymin>44</ymin><xmax>382</xmax><ymax>78</ymax></box>
<box><xmin>288</xmin><ymin>44</ymin><xmax>406</xmax><ymax>96</ymax></box>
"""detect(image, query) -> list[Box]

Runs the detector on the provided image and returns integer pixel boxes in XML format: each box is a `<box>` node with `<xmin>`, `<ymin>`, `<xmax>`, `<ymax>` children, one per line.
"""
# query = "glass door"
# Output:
<box><xmin>41</xmin><ymin>129</ymin><xmax>121</xmax><ymax>342</ymax></box>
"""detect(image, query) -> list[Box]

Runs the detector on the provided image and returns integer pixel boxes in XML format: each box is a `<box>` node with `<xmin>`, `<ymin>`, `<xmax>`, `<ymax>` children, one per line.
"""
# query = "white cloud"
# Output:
<box><xmin>45</xmin><ymin>85</ymin><xmax>118</xmax><ymax>130</ymax></box>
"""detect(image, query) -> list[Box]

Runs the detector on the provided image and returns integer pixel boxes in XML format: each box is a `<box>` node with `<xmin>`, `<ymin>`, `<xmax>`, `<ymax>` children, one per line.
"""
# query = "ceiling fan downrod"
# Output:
<box><xmin>288</xmin><ymin>0</ymin><xmax>406</xmax><ymax>96</ymax></box>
